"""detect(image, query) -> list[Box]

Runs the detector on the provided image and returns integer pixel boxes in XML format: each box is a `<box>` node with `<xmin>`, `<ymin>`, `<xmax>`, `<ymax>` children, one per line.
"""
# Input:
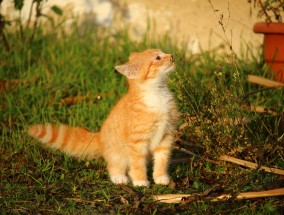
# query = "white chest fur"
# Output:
<box><xmin>149</xmin><ymin>114</ymin><xmax>169</xmax><ymax>150</ymax></box>
<box><xmin>141</xmin><ymin>86</ymin><xmax>173</xmax><ymax>112</ymax></box>
<box><xmin>141</xmin><ymin>85</ymin><xmax>173</xmax><ymax>150</ymax></box>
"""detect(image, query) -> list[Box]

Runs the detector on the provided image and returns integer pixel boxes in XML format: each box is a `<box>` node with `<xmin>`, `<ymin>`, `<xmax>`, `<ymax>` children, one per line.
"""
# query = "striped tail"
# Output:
<box><xmin>28</xmin><ymin>124</ymin><xmax>102</xmax><ymax>160</ymax></box>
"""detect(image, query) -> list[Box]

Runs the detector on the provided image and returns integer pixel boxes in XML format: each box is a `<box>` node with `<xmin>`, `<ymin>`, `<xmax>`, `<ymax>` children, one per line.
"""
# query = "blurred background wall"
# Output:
<box><xmin>1</xmin><ymin>0</ymin><xmax>263</xmax><ymax>56</ymax></box>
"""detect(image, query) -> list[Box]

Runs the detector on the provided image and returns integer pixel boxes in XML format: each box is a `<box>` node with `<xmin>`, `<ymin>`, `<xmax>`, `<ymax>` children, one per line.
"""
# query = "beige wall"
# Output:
<box><xmin>119</xmin><ymin>0</ymin><xmax>263</xmax><ymax>56</ymax></box>
<box><xmin>1</xmin><ymin>0</ymin><xmax>264</xmax><ymax>56</ymax></box>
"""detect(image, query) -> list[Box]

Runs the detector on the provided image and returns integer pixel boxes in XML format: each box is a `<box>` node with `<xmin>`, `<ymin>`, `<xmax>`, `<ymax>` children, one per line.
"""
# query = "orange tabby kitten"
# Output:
<box><xmin>28</xmin><ymin>49</ymin><xmax>179</xmax><ymax>186</ymax></box>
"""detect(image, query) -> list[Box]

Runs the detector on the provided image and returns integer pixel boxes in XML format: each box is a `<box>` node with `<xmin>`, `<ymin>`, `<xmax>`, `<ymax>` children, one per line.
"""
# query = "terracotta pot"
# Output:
<box><xmin>253</xmin><ymin>22</ymin><xmax>284</xmax><ymax>82</ymax></box>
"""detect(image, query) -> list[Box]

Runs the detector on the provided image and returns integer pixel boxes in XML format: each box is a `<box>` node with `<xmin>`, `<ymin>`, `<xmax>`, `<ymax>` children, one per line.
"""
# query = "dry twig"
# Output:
<box><xmin>154</xmin><ymin>188</ymin><xmax>284</xmax><ymax>203</ymax></box>
<box><xmin>249</xmin><ymin>105</ymin><xmax>277</xmax><ymax>116</ymax></box>
<box><xmin>173</xmin><ymin>146</ymin><xmax>220</xmax><ymax>165</ymax></box>
<box><xmin>247</xmin><ymin>75</ymin><xmax>284</xmax><ymax>88</ymax></box>
<box><xmin>220</xmin><ymin>155</ymin><xmax>284</xmax><ymax>175</ymax></box>
<box><xmin>64</xmin><ymin>197</ymin><xmax>102</xmax><ymax>203</ymax></box>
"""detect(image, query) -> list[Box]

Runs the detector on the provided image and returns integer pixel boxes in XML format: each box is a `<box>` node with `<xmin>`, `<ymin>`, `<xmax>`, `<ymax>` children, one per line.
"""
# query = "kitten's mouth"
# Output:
<box><xmin>161</xmin><ymin>63</ymin><xmax>175</xmax><ymax>75</ymax></box>
<box><xmin>168</xmin><ymin>63</ymin><xmax>176</xmax><ymax>72</ymax></box>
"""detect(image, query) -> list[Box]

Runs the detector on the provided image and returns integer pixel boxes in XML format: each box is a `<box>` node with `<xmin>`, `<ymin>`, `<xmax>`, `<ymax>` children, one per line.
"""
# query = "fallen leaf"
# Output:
<box><xmin>168</xmin><ymin>180</ymin><xmax>176</xmax><ymax>189</ymax></box>
<box><xmin>120</xmin><ymin>195</ymin><xmax>129</xmax><ymax>204</ymax></box>
<box><xmin>0</xmin><ymin>79</ymin><xmax>21</xmax><ymax>93</ymax></box>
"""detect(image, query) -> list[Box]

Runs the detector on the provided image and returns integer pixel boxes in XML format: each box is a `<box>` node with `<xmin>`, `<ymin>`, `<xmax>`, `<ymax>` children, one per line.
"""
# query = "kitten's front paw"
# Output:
<box><xmin>110</xmin><ymin>175</ymin><xmax>129</xmax><ymax>184</ymax></box>
<box><xmin>132</xmin><ymin>180</ymin><xmax>150</xmax><ymax>187</ymax></box>
<box><xmin>154</xmin><ymin>175</ymin><xmax>170</xmax><ymax>185</ymax></box>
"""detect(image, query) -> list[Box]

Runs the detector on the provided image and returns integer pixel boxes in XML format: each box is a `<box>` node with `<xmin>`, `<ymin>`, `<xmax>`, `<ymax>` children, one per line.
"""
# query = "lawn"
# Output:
<box><xmin>0</xmin><ymin>24</ymin><xmax>283</xmax><ymax>214</ymax></box>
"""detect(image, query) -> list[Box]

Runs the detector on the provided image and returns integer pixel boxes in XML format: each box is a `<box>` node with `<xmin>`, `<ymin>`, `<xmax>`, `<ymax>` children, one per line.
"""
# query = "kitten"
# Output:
<box><xmin>28</xmin><ymin>49</ymin><xmax>179</xmax><ymax>186</ymax></box>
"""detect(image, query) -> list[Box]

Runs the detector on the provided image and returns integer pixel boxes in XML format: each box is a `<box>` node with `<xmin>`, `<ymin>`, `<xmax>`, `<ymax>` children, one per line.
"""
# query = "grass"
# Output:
<box><xmin>0</xmin><ymin>24</ymin><xmax>283</xmax><ymax>214</ymax></box>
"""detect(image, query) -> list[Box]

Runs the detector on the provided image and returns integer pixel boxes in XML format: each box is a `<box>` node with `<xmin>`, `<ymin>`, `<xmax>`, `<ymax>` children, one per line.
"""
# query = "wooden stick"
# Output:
<box><xmin>153</xmin><ymin>188</ymin><xmax>284</xmax><ymax>203</ymax></box>
<box><xmin>220</xmin><ymin>155</ymin><xmax>284</xmax><ymax>175</ymax></box>
<box><xmin>59</xmin><ymin>95</ymin><xmax>104</xmax><ymax>105</ymax></box>
<box><xmin>154</xmin><ymin>194</ymin><xmax>193</xmax><ymax>204</ymax></box>
<box><xmin>173</xmin><ymin>146</ymin><xmax>220</xmax><ymax>165</ymax></box>
<box><xmin>214</xmin><ymin>188</ymin><xmax>284</xmax><ymax>201</ymax></box>
<box><xmin>48</xmin><ymin>93</ymin><xmax>108</xmax><ymax>105</ymax></box>
<box><xmin>247</xmin><ymin>75</ymin><xmax>284</xmax><ymax>88</ymax></box>
<box><xmin>249</xmin><ymin>105</ymin><xmax>277</xmax><ymax>116</ymax></box>
<box><xmin>173</xmin><ymin>146</ymin><xmax>197</xmax><ymax>157</ymax></box>
<box><xmin>172</xmin><ymin>147</ymin><xmax>283</xmax><ymax>175</ymax></box>
<box><xmin>64</xmin><ymin>197</ymin><xmax>102</xmax><ymax>203</ymax></box>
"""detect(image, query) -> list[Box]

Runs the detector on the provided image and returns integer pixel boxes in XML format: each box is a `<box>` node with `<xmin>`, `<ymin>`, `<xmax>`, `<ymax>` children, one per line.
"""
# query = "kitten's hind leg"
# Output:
<box><xmin>152</xmin><ymin>134</ymin><xmax>173</xmax><ymax>185</ymax></box>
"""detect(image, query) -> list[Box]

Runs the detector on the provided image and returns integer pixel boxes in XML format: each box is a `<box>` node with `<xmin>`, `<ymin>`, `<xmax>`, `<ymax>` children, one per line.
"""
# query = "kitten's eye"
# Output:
<box><xmin>156</xmin><ymin>56</ymin><xmax>161</xmax><ymax>60</ymax></box>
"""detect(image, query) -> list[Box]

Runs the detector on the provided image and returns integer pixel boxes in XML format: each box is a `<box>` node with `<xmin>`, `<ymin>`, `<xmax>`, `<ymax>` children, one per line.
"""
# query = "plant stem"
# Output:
<box><xmin>0</xmin><ymin>14</ymin><xmax>10</xmax><ymax>52</ymax></box>
<box><xmin>258</xmin><ymin>0</ymin><xmax>272</xmax><ymax>22</ymax></box>
<box><xmin>29</xmin><ymin>0</ymin><xmax>42</xmax><ymax>47</ymax></box>
<box><xmin>1</xmin><ymin>31</ymin><xmax>10</xmax><ymax>52</ymax></box>
<box><xmin>26</xmin><ymin>0</ymin><xmax>35</xmax><ymax>29</ymax></box>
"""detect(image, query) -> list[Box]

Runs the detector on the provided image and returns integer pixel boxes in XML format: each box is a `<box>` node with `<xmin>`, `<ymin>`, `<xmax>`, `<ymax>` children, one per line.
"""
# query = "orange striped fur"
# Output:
<box><xmin>28</xmin><ymin>49</ymin><xmax>179</xmax><ymax>186</ymax></box>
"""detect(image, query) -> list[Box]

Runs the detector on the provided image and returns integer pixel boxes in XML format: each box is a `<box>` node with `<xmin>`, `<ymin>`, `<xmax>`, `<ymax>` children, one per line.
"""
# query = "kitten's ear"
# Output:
<box><xmin>129</xmin><ymin>52</ymin><xmax>139</xmax><ymax>61</ymax></box>
<box><xmin>115</xmin><ymin>62</ymin><xmax>141</xmax><ymax>79</ymax></box>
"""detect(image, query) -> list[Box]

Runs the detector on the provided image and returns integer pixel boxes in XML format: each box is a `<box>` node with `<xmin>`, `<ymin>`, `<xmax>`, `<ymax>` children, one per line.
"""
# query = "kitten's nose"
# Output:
<box><xmin>170</xmin><ymin>54</ymin><xmax>174</xmax><ymax>62</ymax></box>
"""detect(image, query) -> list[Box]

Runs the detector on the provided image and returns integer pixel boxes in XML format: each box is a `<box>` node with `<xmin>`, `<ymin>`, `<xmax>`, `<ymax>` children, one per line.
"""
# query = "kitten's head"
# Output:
<box><xmin>115</xmin><ymin>49</ymin><xmax>175</xmax><ymax>81</ymax></box>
